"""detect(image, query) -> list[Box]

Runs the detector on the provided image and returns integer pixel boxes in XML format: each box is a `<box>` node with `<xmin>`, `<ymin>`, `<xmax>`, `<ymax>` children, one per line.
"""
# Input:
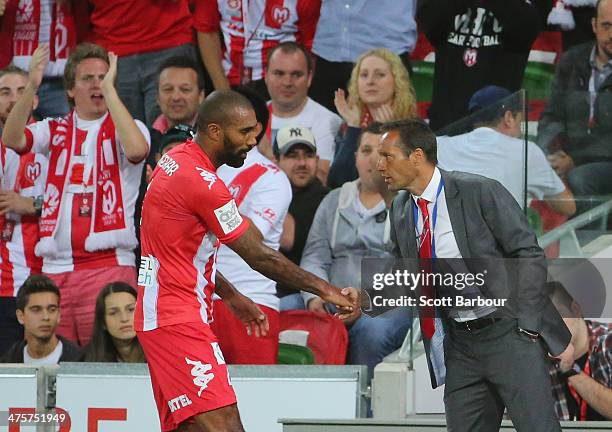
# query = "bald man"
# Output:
<box><xmin>136</xmin><ymin>90</ymin><xmax>354</xmax><ymax>432</ymax></box>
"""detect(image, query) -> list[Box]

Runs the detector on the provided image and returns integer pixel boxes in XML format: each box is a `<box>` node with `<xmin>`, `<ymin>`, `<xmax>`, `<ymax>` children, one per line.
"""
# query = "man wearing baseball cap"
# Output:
<box><xmin>437</xmin><ymin>85</ymin><xmax>575</xmax><ymax>216</ymax></box>
<box><xmin>274</xmin><ymin>125</ymin><xmax>330</xmax><ymax>310</ymax></box>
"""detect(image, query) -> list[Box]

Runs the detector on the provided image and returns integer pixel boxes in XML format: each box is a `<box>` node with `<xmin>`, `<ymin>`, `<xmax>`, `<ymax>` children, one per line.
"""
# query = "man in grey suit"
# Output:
<box><xmin>376</xmin><ymin>119</ymin><xmax>574</xmax><ymax>431</ymax></box>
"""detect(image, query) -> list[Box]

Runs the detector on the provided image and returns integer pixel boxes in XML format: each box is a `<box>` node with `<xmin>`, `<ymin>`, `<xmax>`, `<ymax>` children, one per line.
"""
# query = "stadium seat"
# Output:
<box><xmin>277</xmin><ymin>343</ymin><xmax>315</xmax><ymax>365</ymax></box>
<box><xmin>279</xmin><ymin>310</ymin><xmax>348</xmax><ymax>365</ymax></box>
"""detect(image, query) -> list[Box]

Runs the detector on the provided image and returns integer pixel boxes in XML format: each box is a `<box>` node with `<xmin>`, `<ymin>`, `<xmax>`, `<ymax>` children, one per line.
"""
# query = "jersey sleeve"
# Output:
<box><xmin>242</xmin><ymin>170</ymin><xmax>292</xmax><ymax>240</ymax></box>
<box><xmin>193</xmin><ymin>0</ymin><xmax>222</xmax><ymax>33</ymax></box>
<box><xmin>188</xmin><ymin>166</ymin><xmax>250</xmax><ymax>243</ymax></box>
<box><xmin>24</xmin><ymin>119</ymin><xmax>52</xmax><ymax>156</ymax></box>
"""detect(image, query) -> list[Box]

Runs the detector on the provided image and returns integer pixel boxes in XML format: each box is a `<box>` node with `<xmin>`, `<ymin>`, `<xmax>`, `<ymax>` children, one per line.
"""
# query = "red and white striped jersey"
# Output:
<box><xmin>194</xmin><ymin>0</ymin><xmax>321</xmax><ymax>86</ymax></box>
<box><xmin>216</xmin><ymin>147</ymin><xmax>291</xmax><ymax>310</ymax></box>
<box><xmin>23</xmin><ymin>114</ymin><xmax>149</xmax><ymax>273</ymax></box>
<box><xmin>135</xmin><ymin>140</ymin><xmax>249</xmax><ymax>332</ymax></box>
<box><xmin>0</xmin><ymin>146</ymin><xmax>47</xmax><ymax>297</ymax></box>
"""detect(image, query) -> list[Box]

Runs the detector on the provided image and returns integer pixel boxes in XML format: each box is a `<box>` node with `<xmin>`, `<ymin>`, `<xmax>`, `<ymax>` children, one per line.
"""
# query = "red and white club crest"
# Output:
<box><xmin>227</xmin><ymin>0</ymin><xmax>241</xmax><ymax>10</ymax></box>
<box><xmin>272</xmin><ymin>6</ymin><xmax>290</xmax><ymax>26</ymax></box>
<box><xmin>228</xmin><ymin>185</ymin><xmax>241</xmax><ymax>200</ymax></box>
<box><xmin>463</xmin><ymin>48</ymin><xmax>478</xmax><ymax>67</ymax></box>
<box><xmin>25</xmin><ymin>161</ymin><xmax>41</xmax><ymax>183</ymax></box>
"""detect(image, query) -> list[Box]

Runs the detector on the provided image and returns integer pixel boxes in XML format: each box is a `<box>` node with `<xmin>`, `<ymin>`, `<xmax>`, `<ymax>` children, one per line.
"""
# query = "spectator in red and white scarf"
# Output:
<box><xmin>1</xmin><ymin>42</ymin><xmax>150</xmax><ymax>346</ymax></box>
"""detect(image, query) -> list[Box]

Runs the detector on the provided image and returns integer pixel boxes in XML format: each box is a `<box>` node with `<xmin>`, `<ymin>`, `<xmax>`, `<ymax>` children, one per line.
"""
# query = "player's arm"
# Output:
<box><xmin>226</xmin><ymin>224</ymin><xmax>353</xmax><ymax>309</ymax></box>
<box><xmin>215</xmin><ymin>272</ymin><xmax>269</xmax><ymax>337</ymax></box>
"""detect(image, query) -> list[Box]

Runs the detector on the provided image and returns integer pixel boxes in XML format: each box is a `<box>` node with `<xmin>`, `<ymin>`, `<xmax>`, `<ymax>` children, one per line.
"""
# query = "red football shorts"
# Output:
<box><xmin>137</xmin><ymin>321</ymin><xmax>237</xmax><ymax>431</ymax></box>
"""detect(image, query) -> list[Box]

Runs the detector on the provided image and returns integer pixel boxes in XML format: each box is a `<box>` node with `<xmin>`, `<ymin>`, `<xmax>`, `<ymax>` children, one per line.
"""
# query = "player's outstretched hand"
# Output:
<box><xmin>225</xmin><ymin>292</ymin><xmax>270</xmax><ymax>337</ymax></box>
<box><xmin>320</xmin><ymin>285</ymin><xmax>355</xmax><ymax>314</ymax></box>
<box><xmin>334</xmin><ymin>287</ymin><xmax>362</xmax><ymax>325</ymax></box>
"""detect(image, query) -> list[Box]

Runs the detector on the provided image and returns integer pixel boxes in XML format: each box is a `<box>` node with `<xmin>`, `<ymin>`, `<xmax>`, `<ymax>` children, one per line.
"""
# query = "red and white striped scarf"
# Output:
<box><xmin>37</xmin><ymin>111</ymin><xmax>136</xmax><ymax>257</ymax></box>
<box><xmin>12</xmin><ymin>0</ymin><xmax>76</xmax><ymax>61</ymax></box>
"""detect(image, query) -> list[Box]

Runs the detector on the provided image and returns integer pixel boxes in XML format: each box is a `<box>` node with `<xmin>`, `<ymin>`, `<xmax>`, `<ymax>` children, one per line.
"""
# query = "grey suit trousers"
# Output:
<box><xmin>443</xmin><ymin>318</ymin><xmax>561</xmax><ymax>432</ymax></box>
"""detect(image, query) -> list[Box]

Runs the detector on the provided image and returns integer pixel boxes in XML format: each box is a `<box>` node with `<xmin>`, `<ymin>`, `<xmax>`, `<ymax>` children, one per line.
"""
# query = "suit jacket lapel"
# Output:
<box><xmin>441</xmin><ymin>170</ymin><xmax>471</xmax><ymax>258</ymax></box>
<box><xmin>401</xmin><ymin>195</ymin><xmax>417</xmax><ymax>257</ymax></box>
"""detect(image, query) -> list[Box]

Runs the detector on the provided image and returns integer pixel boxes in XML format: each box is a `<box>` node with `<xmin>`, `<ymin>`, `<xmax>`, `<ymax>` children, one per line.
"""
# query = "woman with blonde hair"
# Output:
<box><xmin>328</xmin><ymin>48</ymin><xmax>418</xmax><ymax>188</ymax></box>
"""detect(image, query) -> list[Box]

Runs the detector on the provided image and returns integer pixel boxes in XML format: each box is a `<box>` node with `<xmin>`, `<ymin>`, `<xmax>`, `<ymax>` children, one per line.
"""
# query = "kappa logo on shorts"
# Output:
<box><xmin>214</xmin><ymin>200</ymin><xmax>243</xmax><ymax>235</ymax></box>
<box><xmin>185</xmin><ymin>357</ymin><xmax>215</xmax><ymax>397</ymax></box>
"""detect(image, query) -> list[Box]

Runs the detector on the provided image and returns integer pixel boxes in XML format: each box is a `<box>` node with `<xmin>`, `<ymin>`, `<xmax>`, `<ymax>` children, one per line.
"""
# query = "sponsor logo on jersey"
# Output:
<box><xmin>214</xmin><ymin>200</ymin><xmax>243</xmax><ymax>234</ymax></box>
<box><xmin>167</xmin><ymin>394</ymin><xmax>193</xmax><ymax>413</ymax></box>
<box><xmin>138</xmin><ymin>255</ymin><xmax>159</xmax><ymax>288</ymax></box>
<box><xmin>158</xmin><ymin>154</ymin><xmax>180</xmax><ymax>176</ymax></box>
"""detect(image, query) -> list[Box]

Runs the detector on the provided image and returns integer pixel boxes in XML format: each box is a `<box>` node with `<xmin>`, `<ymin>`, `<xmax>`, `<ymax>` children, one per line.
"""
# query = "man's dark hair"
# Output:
<box><xmin>234</xmin><ymin>85</ymin><xmax>269</xmax><ymax>143</ymax></box>
<box><xmin>358</xmin><ymin>122</ymin><xmax>384</xmax><ymax>147</ymax></box>
<box><xmin>196</xmin><ymin>90</ymin><xmax>254</xmax><ymax>132</ymax></box>
<box><xmin>363</xmin><ymin>121</ymin><xmax>385</xmax><ymax>135</ymax></box>
<box><xmin>158</xmin><ymin>55</ymin><xmax>205</xmax><ymax>90</ymax></box>
<box><xmin>16</xmin><ymin>275</ymin><xmax>61</xmax><ymax>311</ymax></box>
<box><xmin>380</xmin><ymin>119</ymin><xmax>438</xmax><ymax>164</ymax></box>
<box><xmin>0</xmin><ymin>65</ymin><xmax>28</xmax><ymax>81</ymax></box>
<box><xmin>266</xmin><ymin>41</ymin><xmax>313</xmax><ymax>73</ymax></box>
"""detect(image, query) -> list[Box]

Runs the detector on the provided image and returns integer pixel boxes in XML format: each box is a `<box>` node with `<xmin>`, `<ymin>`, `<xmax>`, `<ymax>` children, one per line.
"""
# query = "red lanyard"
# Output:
<box><xmin>568</xmin><ymin>353</ymin><xmax>591</xmax><ymax>421</ymax></box>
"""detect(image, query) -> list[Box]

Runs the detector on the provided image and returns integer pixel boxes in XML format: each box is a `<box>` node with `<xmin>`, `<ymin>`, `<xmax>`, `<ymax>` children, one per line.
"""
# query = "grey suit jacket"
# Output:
<box><xmin>389</xmin><ymin>169</ymin><xmax>571</xmax><ymax>388</ymax></box>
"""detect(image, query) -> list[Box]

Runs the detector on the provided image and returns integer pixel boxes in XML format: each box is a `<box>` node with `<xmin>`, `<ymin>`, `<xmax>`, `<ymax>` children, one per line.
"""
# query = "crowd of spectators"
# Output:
<box><xmin>0</xmin><ymin>0</ymin><xmax>610</xmax><ymax>421</ymax></box>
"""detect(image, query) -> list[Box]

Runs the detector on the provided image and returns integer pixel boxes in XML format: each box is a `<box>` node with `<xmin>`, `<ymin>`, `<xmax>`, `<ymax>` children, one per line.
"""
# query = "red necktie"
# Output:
<box><xmin>417</xmin><ymin>198</ymin><xmax>436</xmax><ymax>339</ymax></box>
